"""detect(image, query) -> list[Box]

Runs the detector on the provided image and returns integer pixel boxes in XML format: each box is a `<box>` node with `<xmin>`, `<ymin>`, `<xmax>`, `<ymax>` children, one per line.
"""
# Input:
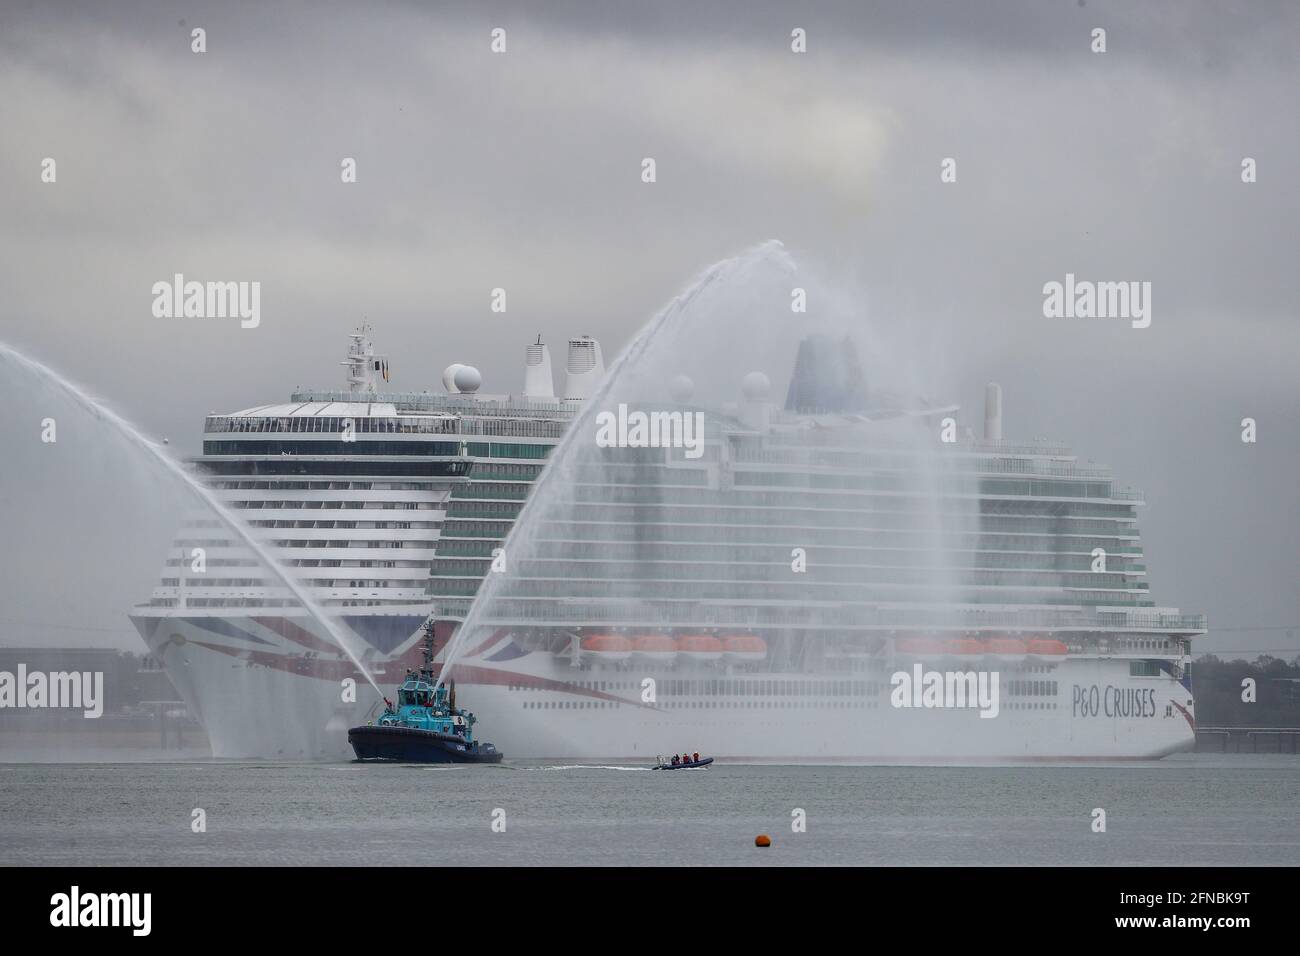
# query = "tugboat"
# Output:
<box><xmin>348</xmin><ymin>624</ymin><xmax>503</xmax><ymax>764</ymax></box>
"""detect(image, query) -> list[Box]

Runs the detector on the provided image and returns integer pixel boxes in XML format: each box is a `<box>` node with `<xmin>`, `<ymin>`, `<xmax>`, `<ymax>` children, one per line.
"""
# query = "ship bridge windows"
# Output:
<box><xmin>206</xmin><ymin>416</ymin><xmax>466</xmax><ymax>436</ymax></box>
<box><xmin>203</xmin><ymin>439</ymin><xmax>462</xmax><ymax>457</ymax></box>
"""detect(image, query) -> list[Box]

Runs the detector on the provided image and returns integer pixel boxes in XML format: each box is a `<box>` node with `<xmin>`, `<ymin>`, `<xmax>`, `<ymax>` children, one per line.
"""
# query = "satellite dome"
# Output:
<box><xmin>442</xmin><ymin>364</ymin><xmax>467</xmax><ymax>393</ymax></box>
<box><xmin>741</xmin><ymin>371</ymin><xmax>771</xmax><ymax>402</ymax></box>
<box><xmin>453</xmin><ymin>365</ymin><xmax>482</xmax><ymax>393</ymax></box>
<box><xmin>669</xmin><ymin>374</ymin><xmax>695</xmax><ymax>403</ymax></box>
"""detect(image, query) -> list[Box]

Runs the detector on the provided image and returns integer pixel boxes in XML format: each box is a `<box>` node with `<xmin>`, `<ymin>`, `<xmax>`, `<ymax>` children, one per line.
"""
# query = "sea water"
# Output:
<box><xmin>1</xmin><ymin>754</ymin><xmax>1296</xmax><ymax>866</ymax></box>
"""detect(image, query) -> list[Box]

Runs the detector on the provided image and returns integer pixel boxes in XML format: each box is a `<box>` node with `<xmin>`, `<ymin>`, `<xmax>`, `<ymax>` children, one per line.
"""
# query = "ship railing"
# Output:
<box><xmin>289</xmin><ymin>390</ymin><xmax>573</xmax><ymax>417</ymax></box>
<box><xmin>752</xmin><ymin>434</ymin><xmax>1074</xmax><ymax>458</ymax></box>
<box><xmin>969</xmin><ymin>462</ymin><xmax>1113</xmax><ymax>480</ymax></box>
<box><xmin>731</xmin><ymin>451</ymin><xmax>1116</xmax><ymax>481</ymax></box>
<box><xmin>965</xmin><ymin>439</ymin><xmax>1073</xmax><ymax>456</ymax></box>
<box><xmin>453</xmin><ymin>600</ymin><xmax>1207</xmax><ymax>633</ymax></box>
<box><xmin>205</xmin><ymin>416</ymin><xmax>568</xmax><ymax>439</ymax></box>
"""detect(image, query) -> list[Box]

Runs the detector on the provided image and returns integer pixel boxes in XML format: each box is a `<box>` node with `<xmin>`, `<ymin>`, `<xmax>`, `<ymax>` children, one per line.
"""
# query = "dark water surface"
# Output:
<box><xmin>2</xmin><ymin>754</ymin><xmax>1297</xmax><ymax>866</ymax></box>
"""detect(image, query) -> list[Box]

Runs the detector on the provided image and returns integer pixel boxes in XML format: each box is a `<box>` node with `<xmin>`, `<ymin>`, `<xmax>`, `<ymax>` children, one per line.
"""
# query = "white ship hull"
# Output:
<box><xmin>469</xmin><ymin>659</ymin><xmax>1196</xmax><ymax>762</ymax></box>
<box><xmin>132</xmin><ymin>612</ymin><xmax>1196</xmax><ymax>761</ymax></box>
<box><xmin>131</xmin><ymin>610</ymin><xmax>403</xmax><ymax>759</ymax></box>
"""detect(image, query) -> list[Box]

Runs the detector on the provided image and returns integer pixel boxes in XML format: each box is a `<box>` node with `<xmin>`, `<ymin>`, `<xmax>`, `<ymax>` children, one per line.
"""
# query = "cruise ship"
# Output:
<box><xmin>434</xmin><ymin>334</ymin><xmax>1206</xmax><ymax>761</ymax></box>
<box><xmin>129</xmin><ymin>328</ymin><xmax>595</xmax><ymax>757</ymax></box>
<box><xmin>132</xmin><ymin>329</ymin><xmax>1205</xmax><ymax>760</ymax></box>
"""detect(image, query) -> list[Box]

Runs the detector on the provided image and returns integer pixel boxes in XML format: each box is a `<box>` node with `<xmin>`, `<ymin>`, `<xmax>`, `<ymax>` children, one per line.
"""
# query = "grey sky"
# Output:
<box><xmin>0</xmin><ymin>0</ymin><xmax>1296</xmax><ymax>655</ymax></box>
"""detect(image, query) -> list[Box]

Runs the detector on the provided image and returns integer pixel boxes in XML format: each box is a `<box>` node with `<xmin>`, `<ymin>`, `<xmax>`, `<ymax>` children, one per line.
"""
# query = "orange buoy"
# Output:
<box><xmin>755</xmin><ymin>834</ymin><xmax>772</xmax><ymax>847</ymax></box>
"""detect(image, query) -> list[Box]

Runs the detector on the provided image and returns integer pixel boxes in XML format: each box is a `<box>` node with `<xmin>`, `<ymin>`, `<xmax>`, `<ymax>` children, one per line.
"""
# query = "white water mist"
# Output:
<box><xmin>0</xmin><ymin>341</ymin><xmax>384</xmax><ymax>700</ymax></box>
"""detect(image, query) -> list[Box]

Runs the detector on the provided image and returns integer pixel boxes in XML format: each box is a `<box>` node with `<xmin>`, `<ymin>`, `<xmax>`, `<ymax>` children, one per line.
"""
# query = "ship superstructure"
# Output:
<box><xmin>129</xmin><ymin>328</ymin><xmax>597</xmax><ymax>757</ymax></box>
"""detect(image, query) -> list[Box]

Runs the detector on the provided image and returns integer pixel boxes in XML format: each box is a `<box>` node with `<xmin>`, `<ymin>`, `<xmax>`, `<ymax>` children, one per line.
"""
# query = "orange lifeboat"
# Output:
<box><xmin>676</xmin><ymin>633</ymin><xmax>724</xmax><ymax>663</ymax></box>
<box><xmin>721</xmin><ymin>633</ymin><xmax>767</xmax><ymax>663</ymax></box>
<box><xmin>944</xmin><ymin>638</ymin><xmax>985</xmax><ymax>657</ymax></box>
<box><xmin>631</xmin><ymin>633</ymin><xmax>677</xmax><ymax>663</ymax></box>
<box><xmin>1026</xmin><ymin>638</ymin><xmax>1069</xmax><ymax>660</ymax></box>
<box><xmin>580</xmin><ymin>633</ymin><xmax>633</xmax><ymax>663</ymax></box>
<box><xmin>896</xmin><ymin>637</ymin><xmax>945</xmax><ymax>661</ymax></box>
<box><xmin>984</xmin><ymin>636</ymin><xmax>1028</xmax><ymax>663</ymax></box>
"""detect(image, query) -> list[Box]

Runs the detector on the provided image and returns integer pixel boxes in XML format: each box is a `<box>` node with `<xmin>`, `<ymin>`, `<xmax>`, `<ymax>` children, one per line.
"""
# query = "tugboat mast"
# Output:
<box><xmin>421</xmin><ymin>621</ymin><xmax>435</xmax><ymax>672</ymax></box>
<box><xmin>419</xmin><ymin>620</ymin><xmax>455</xmax><ymax>710</ymax></box>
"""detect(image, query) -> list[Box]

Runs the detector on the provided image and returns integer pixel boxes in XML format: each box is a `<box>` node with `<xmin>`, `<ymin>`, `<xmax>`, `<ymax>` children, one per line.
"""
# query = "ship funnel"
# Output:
<box><xmin>523</xmin><ymin>336</ymin><xmax>555</xmax><ymax>399</ymax></box>
<box><xmin>784</xmin><ymin>335</ymin><xmax>868</xmax><ymax>413</ymax></box>
<box><xmin>984</xmin><ymin>382</ymin><xmax>1003</xmax><ymax>441</ymax></box>
<box><xmin>563</xmin><ymin>335</ymin><xmax>604</xmax><ymax>402</ymax></box>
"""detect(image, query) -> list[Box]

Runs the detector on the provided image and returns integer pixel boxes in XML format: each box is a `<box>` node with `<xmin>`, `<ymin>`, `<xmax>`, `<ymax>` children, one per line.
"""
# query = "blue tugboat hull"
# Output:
<box><xmin>348</xmin><ymin>725</ymin><xmax>503</xmax><ymax>764</ymax></box>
